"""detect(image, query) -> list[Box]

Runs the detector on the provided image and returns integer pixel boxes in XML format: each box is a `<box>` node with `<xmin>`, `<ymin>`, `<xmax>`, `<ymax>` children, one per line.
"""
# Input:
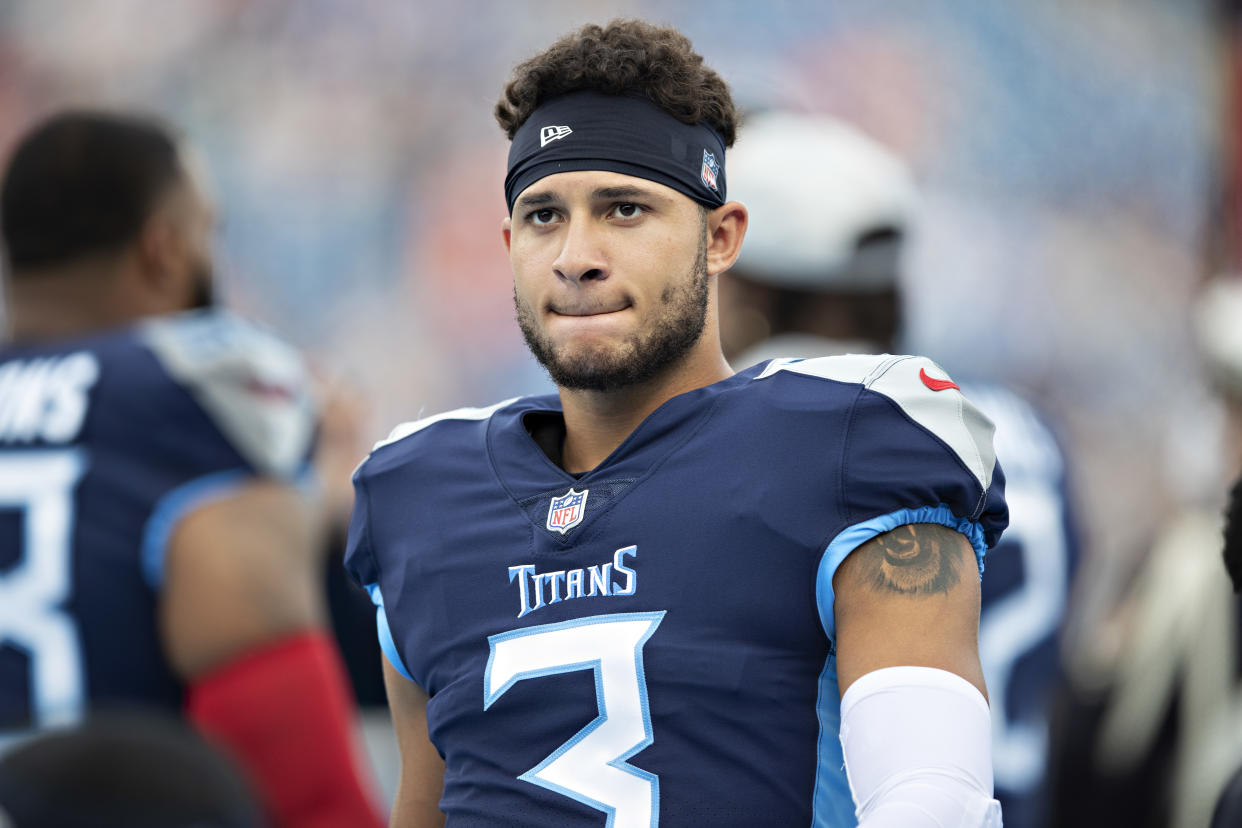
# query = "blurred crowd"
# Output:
<box><xmin>0</xmin><ymin>1</ymin><xmax>1213</xmax><ymax>502</ymax></box>
<box><xmin>0</xmin><ymin>0</ymin><xmax>1230</xmax><ymax>824</ymax></box>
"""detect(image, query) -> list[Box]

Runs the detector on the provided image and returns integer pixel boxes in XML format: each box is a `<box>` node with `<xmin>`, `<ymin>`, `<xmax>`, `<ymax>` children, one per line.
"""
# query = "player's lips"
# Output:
<box><xmin>548</xmin><ymin>301</ymin><xmax>632</xmax><ymax>317</ymax></box>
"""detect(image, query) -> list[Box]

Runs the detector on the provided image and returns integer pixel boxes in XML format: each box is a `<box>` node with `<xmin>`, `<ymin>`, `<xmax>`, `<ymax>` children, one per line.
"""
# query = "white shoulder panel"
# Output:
<box><xmin>371</xmin><ymin>397</ymin><xmax>520</xmax><ymax>453</ymax></box>
<box><xmin>139</xmin><ymin>310</ymin><xmax>315</xmax><ymax>480</ymax></box>
<box><xmin>757</xmin><ymin>353</ymin><xmax>905</xmax><ymax>384</ymax></box>
<box><xmin>758</xmin><ymin>354</ymin><xmax>996</xmax><ymax>490</ymax></box>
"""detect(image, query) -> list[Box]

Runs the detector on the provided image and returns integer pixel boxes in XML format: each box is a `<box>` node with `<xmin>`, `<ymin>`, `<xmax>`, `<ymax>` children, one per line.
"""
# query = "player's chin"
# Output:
<box><xmin>547</xmin><ymin>341</ymin><xmax>640</xmax><ymax>385</ymax></box>
<box><xmin>553</xmin><ymin>337</ymin><xmax>633</xmax><ymax>367</ymax></box>
<box><xmin>546</xmin><ymin>322</ymin><xmax>637</xmax><ymax>358</ymax></box>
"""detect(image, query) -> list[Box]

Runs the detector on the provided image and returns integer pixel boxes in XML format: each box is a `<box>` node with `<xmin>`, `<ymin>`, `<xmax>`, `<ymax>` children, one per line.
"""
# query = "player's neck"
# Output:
<box><xmin>6</xmin><ymin>261</ymin><xmax>149</xmax><ymax>342</ymax></box>
<box><xmin>557</xmin><ymin>346</ymin><xmax>733</xmax><ymax>474</ymax></box>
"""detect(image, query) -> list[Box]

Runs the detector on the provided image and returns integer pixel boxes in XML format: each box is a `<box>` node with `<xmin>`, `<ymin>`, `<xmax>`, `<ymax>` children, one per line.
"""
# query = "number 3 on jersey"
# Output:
<box><xmin>0</xmin><ymin>450</ymin><xmax>86</xmax><ymax>729</ymax></box>
<box><xmin>485</xmin><ymin>611</ymin><xmax>666</xmax><ymax>828</ymax></box>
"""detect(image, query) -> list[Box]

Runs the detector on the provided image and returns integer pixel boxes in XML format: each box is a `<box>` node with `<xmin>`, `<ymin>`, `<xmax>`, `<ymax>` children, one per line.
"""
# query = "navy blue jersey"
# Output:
<box><xmin>346</xmin><ymin>354</ymin><xmax>1007</xmax><ymax>827</ymax></box>
<box><xmin>0</xmin><ymin>310</ymin><xmax>315</xmax><ymax>741</ymax></box>
<box><xmin>961</xmin><ymin>382</ymin><xmax>1079</xmax><ymax>828</ymax></box>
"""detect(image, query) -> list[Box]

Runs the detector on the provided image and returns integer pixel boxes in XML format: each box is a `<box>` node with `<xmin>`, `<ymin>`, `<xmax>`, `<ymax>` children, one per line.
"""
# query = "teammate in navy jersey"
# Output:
<box><xmin>348</xmin><ymin>20</ymin><xmax>1008</xmax><ymax>827</ymax></box>
<box><xmin>722</xmin><ymin>110</ymin><xmax>1080</xmax><ymax>828</ymax></box>
<box><xmin>0</xmin><ymin>111</ymin><xmax>384</xmax><ymax>827</ymax></box>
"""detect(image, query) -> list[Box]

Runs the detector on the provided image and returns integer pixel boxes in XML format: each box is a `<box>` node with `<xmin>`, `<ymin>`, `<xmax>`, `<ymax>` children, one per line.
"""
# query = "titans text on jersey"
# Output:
<box><xmin>0</xmin><ymin>352</ymin><xmax>99</xmax><ymax>444</ymax></box>
<box><xmin>346</xmin><ymin>354</ymin><xmax>1008</xmax><ymax>827</ymax></box>
<box><xmin>510</xmin><ymin>545</ymin><xmax>638</xmax><ymax>619</ymax></box>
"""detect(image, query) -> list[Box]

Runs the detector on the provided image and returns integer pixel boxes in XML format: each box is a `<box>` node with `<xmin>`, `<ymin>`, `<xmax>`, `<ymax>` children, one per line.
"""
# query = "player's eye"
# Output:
<box><xmin>610</xmin><ymin>203</ymin><xmax>645</xmax><ymax>220</ymax></box>
<box><xmin>527</xmin><ymin>208</ymin><xmax>560</xmax><ymax>226</ymax></box>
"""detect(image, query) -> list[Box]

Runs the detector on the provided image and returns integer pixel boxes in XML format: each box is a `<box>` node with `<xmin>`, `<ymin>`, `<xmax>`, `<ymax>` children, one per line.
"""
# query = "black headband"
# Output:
<box><xmin>505</xmin><ymin>91</ymin><xmax>727</xmax><ymax>213</ymax></box>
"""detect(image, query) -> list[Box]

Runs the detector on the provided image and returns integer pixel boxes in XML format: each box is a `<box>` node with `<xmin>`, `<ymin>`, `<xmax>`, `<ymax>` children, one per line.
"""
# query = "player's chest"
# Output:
<box><xmin>384</xmin><ymin>463</ymin><xmax>829</xmax><ymax>602</ymax></box>
<box><xmin>382</xmin><ymin>473</ymin><xmax>832</xmax><ymax>688</ymax></box>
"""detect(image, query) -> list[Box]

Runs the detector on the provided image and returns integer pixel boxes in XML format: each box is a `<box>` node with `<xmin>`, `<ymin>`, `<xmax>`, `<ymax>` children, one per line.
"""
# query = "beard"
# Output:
<box><xmin>515</xmin><ymin>235</ymin><xmax>710</xmax><ymax>393</ymax></box>
<box><xmin>187</xmin><ymin>258</ymin><xmax>215</xmax><ymax>310</ymax></box>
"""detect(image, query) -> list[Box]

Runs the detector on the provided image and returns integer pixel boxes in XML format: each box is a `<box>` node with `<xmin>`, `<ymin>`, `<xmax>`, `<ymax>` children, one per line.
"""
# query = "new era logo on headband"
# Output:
<box><xmin>540</xmin><ymin>125</ymin><xmax>573</xmax><ymax>147</ymax></box>
<box><xmin>701</xmin><ymin>149</ymin><xmax>720</xmax><ymax>193</ymax></box>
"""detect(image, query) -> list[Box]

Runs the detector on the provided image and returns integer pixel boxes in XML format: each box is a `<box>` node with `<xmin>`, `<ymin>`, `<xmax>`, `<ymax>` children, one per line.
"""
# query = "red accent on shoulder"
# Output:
<box><xmin>244</xmin><ymin>377</ymin><xmax>297</xmax><ymax>402</ymax></box>
<box><xmin>919</xmin><ymin>367</ymin><xmax>960</xmax><ymax>393</ymax></box>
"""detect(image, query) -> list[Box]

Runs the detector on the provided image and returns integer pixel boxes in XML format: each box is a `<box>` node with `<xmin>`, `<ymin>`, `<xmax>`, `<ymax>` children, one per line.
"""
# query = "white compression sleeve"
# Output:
<box><xmin>839</xmin><ymin>666</ymin><xmax>1003</xmax><ymax>828</ymax></box>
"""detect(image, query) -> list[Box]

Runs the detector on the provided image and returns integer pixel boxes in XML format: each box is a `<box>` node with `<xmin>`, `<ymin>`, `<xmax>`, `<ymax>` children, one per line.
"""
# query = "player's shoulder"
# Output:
<box><xmin>747</xmin><ymin>353</ymin><xmax>965</xmax><ymax>409</ymax></box>
<box><xmin>354</xmin><ymin>395</ymin><xmax>531</xmax><ymax>479</ymax></box>
<box><xmin>136</xmin><ymin>309</ymin><xmax>315</xmax><ymax>479</ymax></box>
<box><xmin>748</xmin><ymin>353</ymin><xmax>997</xmax><ymax>488</ymax></box>
<box><xmin>137</xmin><ymin>307</ymin><xmax>302</xmax><ymax>367</ymax></box>
<box><xmin>369</xmin><ymin>397</ymin><xmax>522</xmax><ymax>455</ymax></box>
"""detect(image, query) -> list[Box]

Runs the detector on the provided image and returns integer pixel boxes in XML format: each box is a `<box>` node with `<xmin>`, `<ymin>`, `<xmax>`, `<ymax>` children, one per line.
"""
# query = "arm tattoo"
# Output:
<box><xmin>857</xmin><ymin>524</ymin><xmax>963</xmax><ymax>596</ymax></box>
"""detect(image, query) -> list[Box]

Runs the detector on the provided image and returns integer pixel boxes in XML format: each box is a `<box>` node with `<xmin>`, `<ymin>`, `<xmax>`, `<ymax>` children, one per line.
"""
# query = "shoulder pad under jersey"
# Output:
<box><xmin>139</xmin><ymin>310</ymin><xmax>316</xmax><ymax>479</ymax></box>
<box><xmin>758</xmin><ymin>353</ymin><xmax>997</xmax><ymax>492</ymax></box>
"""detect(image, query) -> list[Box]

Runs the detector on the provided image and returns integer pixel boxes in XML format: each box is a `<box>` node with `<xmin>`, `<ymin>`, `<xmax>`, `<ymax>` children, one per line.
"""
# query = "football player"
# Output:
<box><xmin>0</xmin><ymin>110</ymin><xmax>384</xmax><ymax>828</ymax></box>
<box><xmin>722</xmin><ymin>110</ymin><xmax>1080</xmax><ymax>828</ymax></box>
<box><xmin>348</xmin><ymin>20</ymin><xmax>1008</xmax><ymax>828</ymax></box>
<box><xmin>1044</xmin><ymin>277</ymin><xmax>1242</xmax><ymax>828</ymax></box>
<box><xmin>1213</xmin><ymin>471</ymin><xmax>1242</xmax><ymax>828</ymax></box>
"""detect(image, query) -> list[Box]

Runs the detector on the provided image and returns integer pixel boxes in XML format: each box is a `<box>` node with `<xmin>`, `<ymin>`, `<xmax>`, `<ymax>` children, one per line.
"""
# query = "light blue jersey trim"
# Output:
<box><xmin>140</xmin><ymin>468</ymin><xmax>251</xmax><ymax>588</ymax></box>
<box><xmin>810</xmin><ymin>504</ymin><xmax>987</xmax><ymax>827</ymax></box>
<box><xmin>812</xmin><ymin>656</ymin><xmax>858</xmax><ymax>827</ymax></box>
<box><xmin>366</xmin><ymin>583</ymin><xmax>415</xmax><ymax>682</ymax></box>
<box><xmin>815</xmin><ymin>504</ymin><xmax>987</xmax><ymax>641</ymax></box>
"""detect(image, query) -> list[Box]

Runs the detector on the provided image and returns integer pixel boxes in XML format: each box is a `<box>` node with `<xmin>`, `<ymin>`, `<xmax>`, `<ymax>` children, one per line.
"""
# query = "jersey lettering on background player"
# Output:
<box><xmin>0</xmin><ymin>353</ymin><xmax>98</xmax><ymax>444</ymax></box>
<box><xmin>0</xmin><ymin>352</ymin><xmax>98</xmax><ymax>732</ymax></box>
<box><xmin>0</xmin><ymin>450</ymin><xmax>87</xmax><ymax>730</ymax></box>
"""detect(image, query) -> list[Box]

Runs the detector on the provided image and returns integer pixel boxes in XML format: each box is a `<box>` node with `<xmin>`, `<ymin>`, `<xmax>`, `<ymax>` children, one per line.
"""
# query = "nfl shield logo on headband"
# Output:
<box><xmin>701</xmin><ymin>149</ymin><xmax>720</xmax><ymax>193</ymax></box>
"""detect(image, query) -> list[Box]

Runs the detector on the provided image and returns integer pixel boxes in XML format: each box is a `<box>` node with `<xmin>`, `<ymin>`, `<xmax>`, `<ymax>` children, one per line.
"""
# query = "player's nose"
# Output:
<box><xmin>552</xmin><ymin>219</ymin><xmax>607</xmax><ymax>284</ymax></box>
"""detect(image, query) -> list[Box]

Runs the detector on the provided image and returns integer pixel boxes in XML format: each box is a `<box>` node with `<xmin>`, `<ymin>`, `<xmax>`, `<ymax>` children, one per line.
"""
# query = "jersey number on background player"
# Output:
<box><xmin>0</xmin><ymin>450</ymin><xmax>86</xmax><ymax>730</ymax></box>
<box><xmin>979</xmin><ymin>477</ymin><xmax>1068</xmax><ymax>793</ymax></box>
<box><xmin>485</xmin><ymin>612</ymin><xmax>666</xmax><ymax>828</ymax></box>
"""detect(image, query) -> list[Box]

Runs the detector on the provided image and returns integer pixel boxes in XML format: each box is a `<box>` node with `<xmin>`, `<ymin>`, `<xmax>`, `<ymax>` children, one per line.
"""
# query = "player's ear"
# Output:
<box><xmin>501</xmin><ymin>216</ymin><xmax>513</xmax><ymax>254</ymax></box>
<box><xmin>704</xmin><ymin>201</ymin><xmax>748</xmax><ymax>277</ymax></box>
<box><xmin>134</xmin><ymin>204</ymin><xmax>180</xmax><ymax>293</ymax></box>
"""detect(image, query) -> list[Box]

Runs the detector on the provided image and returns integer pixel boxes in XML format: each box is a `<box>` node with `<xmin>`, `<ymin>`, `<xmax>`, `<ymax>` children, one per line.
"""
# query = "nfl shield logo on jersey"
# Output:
<box><xmin>701</xmin><ymin>149</ymin><xmax>720</xmax><ymax>193</ymax></box>
<box><xmin>546</xmin><ymin>487</ymin><xmax>588</xmax><ymax>534</ymax></box>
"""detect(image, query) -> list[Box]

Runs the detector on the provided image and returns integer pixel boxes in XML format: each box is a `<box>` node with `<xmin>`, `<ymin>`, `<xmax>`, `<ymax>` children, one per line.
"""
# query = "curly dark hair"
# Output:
<box><xmin>495</xmin><ymin>19</ymin><xmax>738</xmax><ymax>147</ymax></box>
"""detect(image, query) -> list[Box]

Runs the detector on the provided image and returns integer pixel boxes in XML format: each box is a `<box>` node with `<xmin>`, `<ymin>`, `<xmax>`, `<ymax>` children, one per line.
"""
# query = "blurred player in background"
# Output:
<box><xmin>0</xmin><ymin>711</ymin><xmax>263</xmax><ymax>828</ymax></box>
<box><xmin>0</xmin><ymin>110</ymin><xmax>384</xmax><ymax>828</ymax></box>
<box><xmin>1043</xmin><ymin>277</ymin><xmax>1242</xmax><ymax>828</ymax></box>
<box><xmin>349</xmin><ymin>19</ymin><xmax>1007</xmax><ymax>827</ymax></box>
<box><xmin>721</xmin><ymin>110</ymin><xmax>1080</xmax><ymax>828</ymax></box>
<box><xmin>1211</xmin><ymin>469</ymin><xmax>1242</xmax><ymax>828</ymax></box>
<box><xmin>1044</xmin><ymin>5</ymin><xmax>1242</xmax><ymax>819</ymax></box>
